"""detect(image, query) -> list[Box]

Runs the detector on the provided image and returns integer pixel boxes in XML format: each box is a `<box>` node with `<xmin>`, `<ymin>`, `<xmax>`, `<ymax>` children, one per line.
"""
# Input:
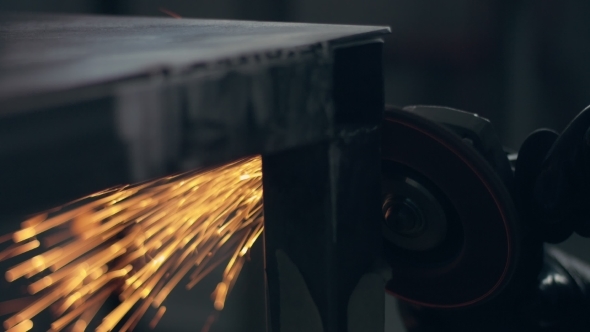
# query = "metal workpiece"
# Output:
<box><xmin>0</xmin><ymin>12</ymin><xmax>389</xmax><ymax>331</ymax></box>
<box><xmin>0</xmin><ymin>12</ymin><xmax>389</xmax><ymax>217</ymax></box>
<box><xmin>115</xmin><ymin>52</ymin><xmax>334</xmax><ymax>182</ymax></box>
<box><xmin>0</xmin><ymin>12</ymin><xmax>389</xmax><ymax>109</ymax></box>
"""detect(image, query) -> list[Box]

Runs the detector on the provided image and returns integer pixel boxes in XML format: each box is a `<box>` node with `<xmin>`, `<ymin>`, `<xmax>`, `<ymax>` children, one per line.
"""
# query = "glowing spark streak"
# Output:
<box><xmin>5</xmin><ymin>274</ymin><xmax>86</xmax><ymax>329</ymax></box>
<box><xmin>0</xmin><ymin>298</ymin><xmax>35</xmax><ymax>316</ymax></box>
<box><xmin>186</xmin><ymin>250</ymin><xmax>235</xmax><ymax>290</ymax></box>
<box><xmin>5</xmin><ymin>319</ymin><xmax>33</xmax><ymax>332</ymax></box>
<box><xmin>50</xmin><ymin>285</ymin><xmax>117</xmax><ymax>332</ymax></box>
<box><xmin>151</xmin><ymin>253</ymin><xmax>199</xmax><ymax>307</ymax></box>
<box><xmin>60</xmin><ymin>266</ymin><xmax>131</xmax><ymax>314</ymax></box>
<box><xmin>158</xmin><ymin>8</ymin><xmax>182</xmax><ymax>19</ymax></box>
<box><xmin>213</xmin><ymin>282</ymin><xmax>228</xmax><ymax>310</ymax></box>
<box><xmin>20</xmin><ymin>213</ymin><xmax>48</xmax><ymax>229</ymax></box>
<box><xmin>13</xmin><ymin>191</ymin><xmax>133</xmax><ymax>243</ymax></box>
<box><xmin>42</xmin><ymin>231</ymin><xmax>72</xmax><ymax>248</ymax></box>
<box><xmin>0</xmin><ymin>240</ymin><xmax>39</xmax><ymax>262</ymax></box>
<box><xmin>119</xmin><ymin>296</ymin><xmax>153</xmax><ymax>332</ymax></box>
<box><xmin>77</xmin><ymin>296</ymin><xmax>108</xmax><ymax>330</ymax></box>
<box><xmin>149</xmin><ymin>306</ymin><xmax>166</xmax><ymax>329</ymax></box>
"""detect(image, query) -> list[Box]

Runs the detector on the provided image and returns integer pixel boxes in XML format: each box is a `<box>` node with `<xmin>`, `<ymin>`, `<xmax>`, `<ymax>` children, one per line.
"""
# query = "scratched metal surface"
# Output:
<box><xmin>0</xmin><ymin>12</ymin><xmax>388</xmax><ymax>110</ymax></box>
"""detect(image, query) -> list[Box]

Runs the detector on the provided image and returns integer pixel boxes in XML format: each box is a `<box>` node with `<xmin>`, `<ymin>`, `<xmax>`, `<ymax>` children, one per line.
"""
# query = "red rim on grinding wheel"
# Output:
<box><xmin>382</xmin><ymin>107</ymin><xmax>520</xmax><ymax>308</ymax></box>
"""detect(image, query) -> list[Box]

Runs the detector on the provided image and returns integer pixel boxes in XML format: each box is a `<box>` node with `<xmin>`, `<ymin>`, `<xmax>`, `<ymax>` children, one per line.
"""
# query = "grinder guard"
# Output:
<box><xmin>382</xmin><ymin>105</ymin><xmax>522</xmax><ymax>308</ymax></box>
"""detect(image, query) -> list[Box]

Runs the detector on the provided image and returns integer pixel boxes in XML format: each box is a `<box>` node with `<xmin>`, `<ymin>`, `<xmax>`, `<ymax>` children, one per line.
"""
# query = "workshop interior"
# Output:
<box><xmin>1</xmin><ymin>1</ymin><xmax>590</xmax><ymax>332</ymax></box>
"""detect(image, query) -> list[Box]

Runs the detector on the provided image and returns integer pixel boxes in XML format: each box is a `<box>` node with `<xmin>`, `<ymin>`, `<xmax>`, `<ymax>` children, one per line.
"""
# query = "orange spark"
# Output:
<box><xmin>158</xmin><ymin>8</ymin><xmax>182</xmax><ymax>19</ymax></box>
<box><xmin>0</xmin><ymin>156</ymin><xmax>264</xmax><ymax>331</ymax></box>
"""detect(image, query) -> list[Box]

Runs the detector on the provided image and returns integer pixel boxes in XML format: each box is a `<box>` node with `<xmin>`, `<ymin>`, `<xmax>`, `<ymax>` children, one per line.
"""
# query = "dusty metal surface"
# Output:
<box><xmin>0</xmin><ymin>13</ymin><xmax>388</xmax><ymax>216</ymax></box>
<box><xmin>0</xmin><ymin>12</ymin><xmax>388</xmax><ymax>111</ymax></box>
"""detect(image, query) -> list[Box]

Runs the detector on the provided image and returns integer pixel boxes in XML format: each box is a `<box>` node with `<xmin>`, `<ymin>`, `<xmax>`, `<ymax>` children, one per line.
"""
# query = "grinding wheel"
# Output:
<box><xmin>382</xmin><ymin>106</ymin><xmax>521</xmax><ymax>308</ymax></box>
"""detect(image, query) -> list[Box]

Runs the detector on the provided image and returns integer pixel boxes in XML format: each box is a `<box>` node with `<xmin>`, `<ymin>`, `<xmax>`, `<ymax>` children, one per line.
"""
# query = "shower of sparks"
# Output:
<box><xmin>0</xmin><ymin>156</ymin><xmax>264</xmax><ymax>332</ymax></box>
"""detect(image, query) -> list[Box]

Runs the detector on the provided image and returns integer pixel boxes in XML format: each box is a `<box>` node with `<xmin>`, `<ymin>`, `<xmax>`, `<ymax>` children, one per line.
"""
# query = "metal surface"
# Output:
<box><xmin>0</xmin><ymin>12</ymin><xmax>388</xmax><ymax>216</ymax></box>
<box><xmin>0</xmin><ymin>12</ymin><xmax>388</xmax><ymax>110</ymax></box>
<box><xmin>262</xmin><ymin>41</ymin><xmax>385</xmax><ymax>331</ymax></box>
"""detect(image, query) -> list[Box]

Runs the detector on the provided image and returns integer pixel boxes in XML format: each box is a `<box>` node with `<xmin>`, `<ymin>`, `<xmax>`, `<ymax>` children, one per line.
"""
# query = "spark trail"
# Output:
<box><xmin>0</xmin><ymin>156</ymin><xmax>264</xmax><ymax>332</ymax></box>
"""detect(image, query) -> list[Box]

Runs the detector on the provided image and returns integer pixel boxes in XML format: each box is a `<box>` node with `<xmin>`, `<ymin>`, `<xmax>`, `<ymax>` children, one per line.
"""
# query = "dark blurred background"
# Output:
<box><xmin>1</xmin><ymin>1</ymin><xmax>590</xmax><ymax>331</ymax></box>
